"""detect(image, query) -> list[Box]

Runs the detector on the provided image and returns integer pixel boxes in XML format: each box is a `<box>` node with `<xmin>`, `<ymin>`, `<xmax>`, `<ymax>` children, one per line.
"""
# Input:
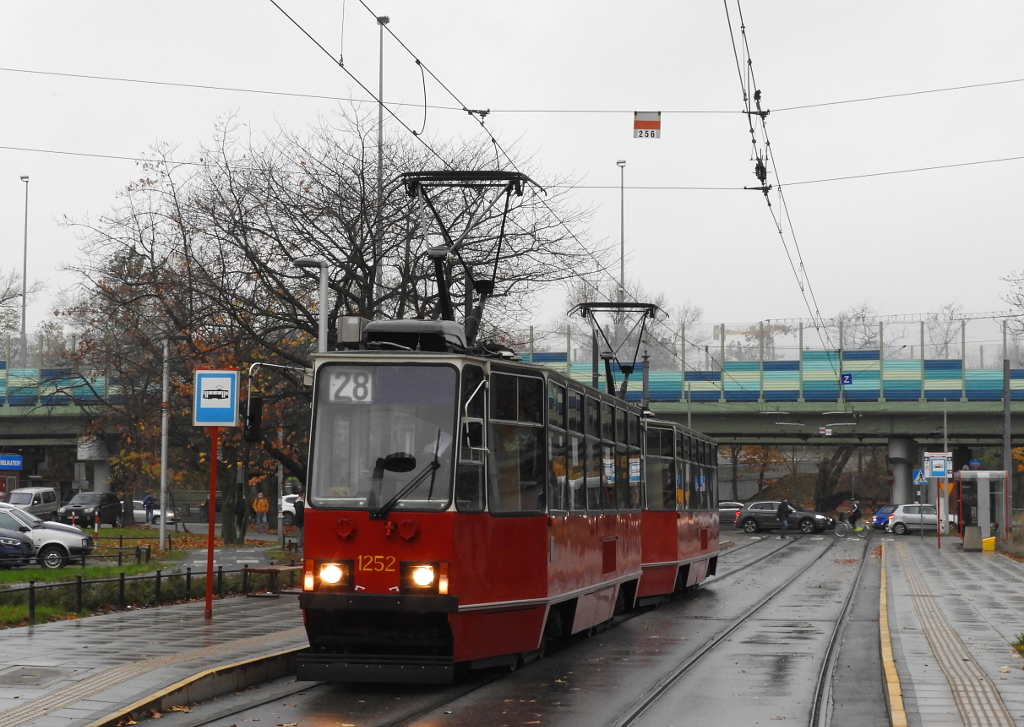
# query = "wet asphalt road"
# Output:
<box><xmin>153</xmin><ymin>534</ymin><xmax>887</xmax><ymax>727</ymax></box>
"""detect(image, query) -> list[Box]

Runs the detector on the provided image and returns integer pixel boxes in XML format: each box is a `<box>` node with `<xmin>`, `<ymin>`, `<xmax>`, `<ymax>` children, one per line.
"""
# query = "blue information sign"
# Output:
<box><xmin>968</xmin><ymin>459</ymin><xmax>983</xmax><ymax>468</ymax></box>
<box><xmin>0</xmin><ymin>455</ymin><xmax>23</xmax><ymax>470</ymax></box>
<box><xmin>193</xmin><ymin>370</ymin><xmax>240</xmax><ymax>427</ymax></box>
<box><xmin>840</xmin><ymin>373</ymin><xmax>853</xmax><ymax>385</ymax></box>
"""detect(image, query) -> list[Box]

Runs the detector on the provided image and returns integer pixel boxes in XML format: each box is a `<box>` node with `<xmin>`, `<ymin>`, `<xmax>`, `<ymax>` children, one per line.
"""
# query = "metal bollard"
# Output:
<box><xmin>135</xmin><ymin>545</ymin><xmax>141</xmax><ymax>564</ymax></box>
<box><xmin>118</xmin><ymin>572</ymin><xmax>126</xmax><ymax>608</ymax></box>
<box><xmin>154</xmin><ymin>569</ymin><xmax>161</xmax><ymax>605</ymax></box>
<box><xmin>146</xmin><ymin>545</ymin><xmax>151</xmax><ymax>563</ymax></box>
<box><xmin>75</xmin><ymin>574</ymin><xmax>83</xmax><ymax>613</ymax></box>
<box><xmin>217</xmin><ymin>565</ymin><xmax>223</xmax><ymax>598</ymax></box>
<box><xmin>117</xmin><ymin>548</ymin><xmax>122</xmax><ymax>567</ymax></box>
<box><xmin>28</xmin><ymin>580</ymin><xmax>36</xmax><ymax>624</ymax></box>
<box><xmin>242</xmin><ymin>564</ymin><xmax>249</xmax><ymax>595</ymax></box>
<box><xmin>185</xmin><ymin>567</ymin><xmax>192</xmax><ymax>600</ymax></box>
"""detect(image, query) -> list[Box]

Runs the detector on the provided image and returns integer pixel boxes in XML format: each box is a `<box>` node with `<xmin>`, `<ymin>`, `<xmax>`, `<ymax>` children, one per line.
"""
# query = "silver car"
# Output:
<box><xmin>132</xmin><ymin>500</ymin><xmax>176</xmax><ymax>524</ymax></box>
<box><xmin>0</xmin><ymin>504</ymin><xmax>94</xmax><ymax>569</ymax></box>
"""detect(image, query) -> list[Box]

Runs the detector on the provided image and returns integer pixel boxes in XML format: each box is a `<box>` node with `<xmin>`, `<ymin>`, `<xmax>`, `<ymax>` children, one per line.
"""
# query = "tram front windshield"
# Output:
<box><xmin>310</xmin><ymin>363</ymin><xmax>457</xmax><ymax>512</ymax></box>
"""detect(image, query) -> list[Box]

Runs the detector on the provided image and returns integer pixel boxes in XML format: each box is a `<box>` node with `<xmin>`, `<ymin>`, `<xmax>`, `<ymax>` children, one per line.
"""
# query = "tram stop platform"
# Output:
<box><xmin>0</xmin><ymin>594</ymin><xmax>305</xmax><ymax>727</ymax></box>
<box><xmin>882</xmin><ymin>537</ymin><xmax>1024</xmax><ymax>727</ymax></box>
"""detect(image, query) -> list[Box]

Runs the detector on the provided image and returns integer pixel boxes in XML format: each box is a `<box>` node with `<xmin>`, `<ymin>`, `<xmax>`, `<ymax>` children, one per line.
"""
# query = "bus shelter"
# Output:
<box><xmin>953</xmin><ymin>470</ymin><xmax>1009</xmax><ymax>540</ymax></box>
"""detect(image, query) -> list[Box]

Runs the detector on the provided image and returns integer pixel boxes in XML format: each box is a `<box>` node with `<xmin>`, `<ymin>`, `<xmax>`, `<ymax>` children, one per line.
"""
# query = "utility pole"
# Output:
<box><xmin>19</xmin><ymin>175</ymin><xmax>29</xmax><ymax>367</ymax></box>
<box><xmin>374</xmin><ymin>15</ymin><xmax>389</xmax><ymax>317</ymax></box>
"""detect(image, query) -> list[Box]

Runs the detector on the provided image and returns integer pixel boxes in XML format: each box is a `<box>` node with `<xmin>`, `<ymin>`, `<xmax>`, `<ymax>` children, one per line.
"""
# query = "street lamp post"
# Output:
<box><xmin>294</xmin><ymin>258</ymin><xmax>329</xmax><ymax>353</ymax></box>
<box><xmin>616</xmin><ymin>160</ymin><xmax>625</xmax><ymax>304</ymax></box>
<box><xmin>160</xmin><ymin>334</ymin><xmax>188</xmax><ymax>551</ymax></box>
<box><xmin>19</xmin><ymin>175</ymin><xmax>29</xmax><ymax>367</ymax></box>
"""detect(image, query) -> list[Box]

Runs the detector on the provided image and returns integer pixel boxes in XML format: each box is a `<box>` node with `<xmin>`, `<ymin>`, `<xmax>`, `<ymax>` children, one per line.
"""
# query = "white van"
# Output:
<box><xmin>6</xmin><ymin>487</ymin><xmax>59</xmax><ymax>521</ymax></box>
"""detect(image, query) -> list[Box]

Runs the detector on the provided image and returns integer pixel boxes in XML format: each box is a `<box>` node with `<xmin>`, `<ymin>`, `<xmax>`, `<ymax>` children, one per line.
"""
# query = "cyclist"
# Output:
<box><xmin>848</xmin><ymin>501</ymin><xmax>863</xmax><ymax>531</ymax></box>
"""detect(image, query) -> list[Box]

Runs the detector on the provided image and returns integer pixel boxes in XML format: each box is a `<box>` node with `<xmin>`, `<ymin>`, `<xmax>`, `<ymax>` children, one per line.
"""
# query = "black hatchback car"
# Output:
<box><xmin>0</xmin><ymin>526</ymin><xmax>34</xmax><ymax>568</ymax></box>
<box><xmin>735</xmin><ymin>500</ymin><xmax>834</xmax><ymax>534</ymax></box>
<box><xmin>58</xmin><ymin>492</ymin><xmax>123</xmax><ymax>527</ymax></box>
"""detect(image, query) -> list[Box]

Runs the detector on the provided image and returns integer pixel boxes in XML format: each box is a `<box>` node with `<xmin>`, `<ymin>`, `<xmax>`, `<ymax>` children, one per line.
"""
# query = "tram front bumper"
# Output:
<box><xmin>298</xmin><ymin>592</ymin><xmax>458</xmax><ymax>612</ymax></box>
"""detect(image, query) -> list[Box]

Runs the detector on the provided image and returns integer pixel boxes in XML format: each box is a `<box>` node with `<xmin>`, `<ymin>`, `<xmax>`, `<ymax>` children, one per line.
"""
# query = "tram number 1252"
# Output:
<box><xmin>328</xmin><ymin>370</ymin><xmax>373</xmax><ymax>402</ymax></box>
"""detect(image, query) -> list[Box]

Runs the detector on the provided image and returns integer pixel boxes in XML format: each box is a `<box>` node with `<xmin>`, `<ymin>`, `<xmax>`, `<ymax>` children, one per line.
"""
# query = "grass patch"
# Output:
<box><xmin>0</xmin><ymin>561</ymin><xmax>173</xmax><ymax>585</ymax></box>
<box><xmin>1013</xmin><ymin>633</ymin><xmax>1024</xmax><ymax>655</ymax></box>
<box><xmin>0</xmin><ymin>569</ymin><xmax>280</xmax><ymax>629</ymax></box>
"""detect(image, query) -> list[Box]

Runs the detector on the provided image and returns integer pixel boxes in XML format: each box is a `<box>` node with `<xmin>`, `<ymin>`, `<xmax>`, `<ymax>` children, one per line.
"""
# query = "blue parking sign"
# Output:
<box><xmin>193</xmin><ymin>370</ymin><xmax>240</xmax><ymax>427</ymax></box>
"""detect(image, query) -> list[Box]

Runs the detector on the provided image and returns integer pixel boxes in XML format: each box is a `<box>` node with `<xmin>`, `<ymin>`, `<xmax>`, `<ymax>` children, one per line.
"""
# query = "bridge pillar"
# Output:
<box><xmin>888</xmin><ymin>437</ymin><xmax>918</xmax><ymax>503</ymax></box>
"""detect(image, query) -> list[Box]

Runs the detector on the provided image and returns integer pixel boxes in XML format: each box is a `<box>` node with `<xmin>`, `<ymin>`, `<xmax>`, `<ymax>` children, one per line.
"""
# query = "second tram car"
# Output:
<box><xmin>294</xmin><ymin>319</ymin><xmax>718</xmax><ymax>683</ymax></box>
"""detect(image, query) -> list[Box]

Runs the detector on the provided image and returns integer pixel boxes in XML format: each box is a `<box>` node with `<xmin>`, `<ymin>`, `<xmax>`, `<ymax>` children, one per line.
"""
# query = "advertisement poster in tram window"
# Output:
<box><xmin>629</xmin><ymin>458</ymin><xmax>641</xmax><ymax>483</ymax></box>
<box><xmin>603</xmin><ymin>457</ymin><xmax>615</xmax><ymax>482</ymax></box>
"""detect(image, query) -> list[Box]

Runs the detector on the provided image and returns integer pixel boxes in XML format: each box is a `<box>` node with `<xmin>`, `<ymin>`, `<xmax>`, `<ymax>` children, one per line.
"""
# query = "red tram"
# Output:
<box><xmin>295</xmin><ymin>318</ymin><xmax>719</xmax><ymax>683</ymax></box>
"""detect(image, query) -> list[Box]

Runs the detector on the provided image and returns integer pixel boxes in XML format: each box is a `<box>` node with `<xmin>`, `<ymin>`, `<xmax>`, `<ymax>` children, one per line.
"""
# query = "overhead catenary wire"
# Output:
<box><xmin>5</xmin><ymin>66</ymin><xmax>1024</xmax><ymax>116</ymax></box>
<box><xmin>722</xmin><ymin>0</ymin><xmax>847</xmax><ymax>410</ymax></box>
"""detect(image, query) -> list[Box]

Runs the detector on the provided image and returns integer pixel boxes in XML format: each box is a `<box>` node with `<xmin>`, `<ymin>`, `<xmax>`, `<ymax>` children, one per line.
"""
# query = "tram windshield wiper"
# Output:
<box><xmin>369</xmin><ymin>433</ymin><xmax>443</xmax><ymax>520</ymax></box>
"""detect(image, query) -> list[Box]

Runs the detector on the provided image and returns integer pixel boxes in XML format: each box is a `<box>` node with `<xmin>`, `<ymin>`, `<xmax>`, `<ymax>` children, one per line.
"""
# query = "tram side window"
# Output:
<box><xmin>585</xmin><ymin>397</ymin><xmax>602</xmax><ymax>510</ymax></box>
<box><xmin>615</xmin><ymin>408</ymin><xmax>631</xmax><ymax>509</ymax></box>
<box><xmin>547</xmin><ymin>383</ymin><xmax>568</xmax><ymax>512</ymax></box>
<box><xmin>710</xmin><ymin>444</ymin><xmax>719</xmax><ymax>509</ymax></box>
<box><xmin>675</xmin><ymin>432</ymin><xmax>687</xmax><ymax>510</ymax></box>
<box><xmin>568</xmin><ymin>433</ymin><xmax>586</xmax><ymax>511</ymax></box>
<box><xmin>489</xmin><ymin>373</ymin><xmax>545</xmax><ymax>515</ymax></box>
<box><xmin>455</xmin><ymin>365</ymin><xmax>486</xmax><ymax>512</ymax></box>
<box><xmin>568</xmin><ymin>390</ymin><xmax>583</xmax><ymax>435</ymax></box>
<box><xmin>627</xmin><ymin>413</ymin><xmax>642</xmax><ymax>509</ymax></box>
<box><xmin>695</xmin><ymin>442</ymin><xmax>709</xmax><ymax>510</ymax></box>
<box><xmin>645</xmin><ymin>427</ymin><xmax>675</xmax><ymax>511</ymax></box>
<box><xmin>567</xmin><ymin>391</ymin><xmax>586</xmax><ymax>510</ymax></box>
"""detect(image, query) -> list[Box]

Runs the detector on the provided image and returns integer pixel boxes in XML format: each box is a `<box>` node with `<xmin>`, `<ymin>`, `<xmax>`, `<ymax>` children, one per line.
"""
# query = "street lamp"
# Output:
<box><xmin>616</xmin><ymin>160</ymin><xmax>625</xmax><ymax>305</ymax></box>
<box><xmin>160</xmin><ymin>334</ymin><xmax>189</xmax><ymax>551</ymax></box>
<box><xmin>19</xmin><ymin>175</ymin><xmax>29</xmax><ymax>367</ymax></box>
<box><xmin>294</xmin><ymin>258</ymin><xmax>329</xmax><ymax>353</ymax></box>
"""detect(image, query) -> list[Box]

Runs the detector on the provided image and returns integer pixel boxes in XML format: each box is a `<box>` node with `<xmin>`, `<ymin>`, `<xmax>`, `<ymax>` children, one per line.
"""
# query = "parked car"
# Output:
<box><xmin>735</xmin><ymin>500</ymin><xmax>834</xmax><ymax>534</ymax></box>
<box><xmin>6</xmin><ymin>486</ymin><xmax>59</xmax><ymax>521</ymax></box>
<box><xmin>0</xmin><ymin>503</ymin><xmax>94</xmax><ymax>569</ymax></box>
<box><xmin>885</xmin><ymin>504</ymin><xmax>938</xmax><ymax>535</ymax></box>
<box><xmin>279</xmin><ymin>494</ymin><xmax>299</xmax><ymax>526</ymax></box>
<box><xmin>0</xmin><ymin>525</ymin><xmax>34</xmax><ymax>569</ymax></box>
<box><xmin>871</xmin><ymin>505</ymin><xmax>897</xmax><ymax>530</ymax></box>
<box><xmin>58</xmin><ymin>492</ymin><xmax>123</xmax><ymax>527</ymax></box>
<box><xmin>132</xmin><ymin>500</ymin><xmax>177</xmax><ymax>525</ymax></box>
<box><xmin>718</xmin><ymin>501</ymin><xmax>743</xmax><ymax>527</ymax></box>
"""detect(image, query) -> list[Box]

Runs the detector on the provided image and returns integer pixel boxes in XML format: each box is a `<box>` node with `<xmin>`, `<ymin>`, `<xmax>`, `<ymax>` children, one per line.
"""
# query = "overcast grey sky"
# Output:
<box><xmin>2</xmin><ymin>1</ymin><xmax>1022</xmax><ymax>335</ymax></box>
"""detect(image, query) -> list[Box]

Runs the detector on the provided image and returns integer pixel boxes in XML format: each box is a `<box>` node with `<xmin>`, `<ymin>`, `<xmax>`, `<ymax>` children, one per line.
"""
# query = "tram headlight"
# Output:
<box><xmin>307</xmin><ymin>559</ymin><xmax>354</xmax><ymax>591</ymax></box>
<box><xmin>320</xmin><ymin>563</ymin><xmax>344</xmax><ymax>585</ymax></box>
<box><xmin>400</xmin><ymin>561</ymin><xmax>449</xmax><ymax>594</ymax></box>
<box><xmin>411</xmin><ymin>565</ymin><xmax>434</xmax><ymax>587</ymax></box>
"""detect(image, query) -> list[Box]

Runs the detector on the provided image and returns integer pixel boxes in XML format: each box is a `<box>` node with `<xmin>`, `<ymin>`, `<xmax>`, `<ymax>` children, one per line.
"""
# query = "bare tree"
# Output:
<box><xmin>61</xmin><ymin>108</ymin><xmax>602</xmax><ymax>542</ymax></box>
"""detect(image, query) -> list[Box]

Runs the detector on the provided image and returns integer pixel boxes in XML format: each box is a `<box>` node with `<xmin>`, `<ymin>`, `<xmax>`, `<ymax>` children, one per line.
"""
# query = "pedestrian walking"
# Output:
<box><xmin>142</xmin><ymin>494</ymin><xmax>157</xmax><ymax>525</ymax></box>
<box><xmin>253</xmin><ymin>492</ymin><xmax>270</xmax><ymax>533</ymax></box>
<box><xmin>777</xmin><ymin>499</ymin><xmax>794</xmax><ymax>538</ymax></box>
<box><xmin>294</xmin><ymin>489</ymin><xmax>305</xmax><ymax>552</ymax></box>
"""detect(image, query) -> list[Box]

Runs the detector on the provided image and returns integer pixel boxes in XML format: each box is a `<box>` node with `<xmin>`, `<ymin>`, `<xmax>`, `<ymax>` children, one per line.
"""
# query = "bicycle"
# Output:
<box><xmin>834</xmin><ymin>519</ymin><xmax>870</xmax><ymax>538</ymax></box>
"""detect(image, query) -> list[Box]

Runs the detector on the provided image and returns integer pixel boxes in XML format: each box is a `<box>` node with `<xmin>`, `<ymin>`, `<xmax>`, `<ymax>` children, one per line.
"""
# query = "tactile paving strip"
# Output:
<box><xmin>896</xmin><ymin>542</ymin><xmax>1015</xmax><ymax>727</ymax></box>
<box><xmin>0</xmin><ymin>626</ymin><xmax>305</xmax><ymax>727</ymax></box>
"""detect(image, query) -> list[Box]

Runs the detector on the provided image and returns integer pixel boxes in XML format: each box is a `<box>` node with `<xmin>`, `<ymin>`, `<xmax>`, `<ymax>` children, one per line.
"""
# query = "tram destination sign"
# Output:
<box><xmin>193</xmin><ymin>369</ymin><xmax>240</xmax><ymax>427</ymax></box>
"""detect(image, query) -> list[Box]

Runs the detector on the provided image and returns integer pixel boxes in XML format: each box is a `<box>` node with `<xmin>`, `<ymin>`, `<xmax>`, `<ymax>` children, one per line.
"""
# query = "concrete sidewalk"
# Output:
<box><xmin>0</xmin><ymin>594</ymin><xmax>305</xmax><ymax>727</ymax></box>
<box><xmin>885</xmin><ymin>537</ymin><xmax>1024</xmax><ymax>727</ymax></box>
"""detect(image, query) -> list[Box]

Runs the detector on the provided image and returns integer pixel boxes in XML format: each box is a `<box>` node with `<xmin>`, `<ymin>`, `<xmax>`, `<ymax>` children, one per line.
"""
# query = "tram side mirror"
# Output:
<box><xmin>382</xmin><ymin>453</ymin><xmax>417</xmax><ymax>472</ymax></box>
<box><xmin>243</xmin><ymin>395</ymin><xmax>263</xmax><ymax>443</ymax></box>
<box><xmin>460</xmin><ymin>421</ymin><xmax>485</xmax><ymax>463</ymax></box>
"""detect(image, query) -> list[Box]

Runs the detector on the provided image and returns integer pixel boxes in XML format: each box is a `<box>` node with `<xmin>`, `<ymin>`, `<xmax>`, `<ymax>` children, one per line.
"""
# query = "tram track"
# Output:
<box><xmin>153</xmin><ymin>535</ymin><xmax>865</xmax><ymax>727</ymax></box>
<box><xmin>607</xmin><ymin>534</ymin><xmax>871</xmax><ymax>727</ymax></box>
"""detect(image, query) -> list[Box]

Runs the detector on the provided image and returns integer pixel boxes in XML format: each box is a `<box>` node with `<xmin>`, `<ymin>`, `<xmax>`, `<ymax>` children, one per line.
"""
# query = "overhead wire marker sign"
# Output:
<box><xmin>634</xmin><ymin>111</ymin><xmax>661</xmax><ymax>138</ymax></box>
